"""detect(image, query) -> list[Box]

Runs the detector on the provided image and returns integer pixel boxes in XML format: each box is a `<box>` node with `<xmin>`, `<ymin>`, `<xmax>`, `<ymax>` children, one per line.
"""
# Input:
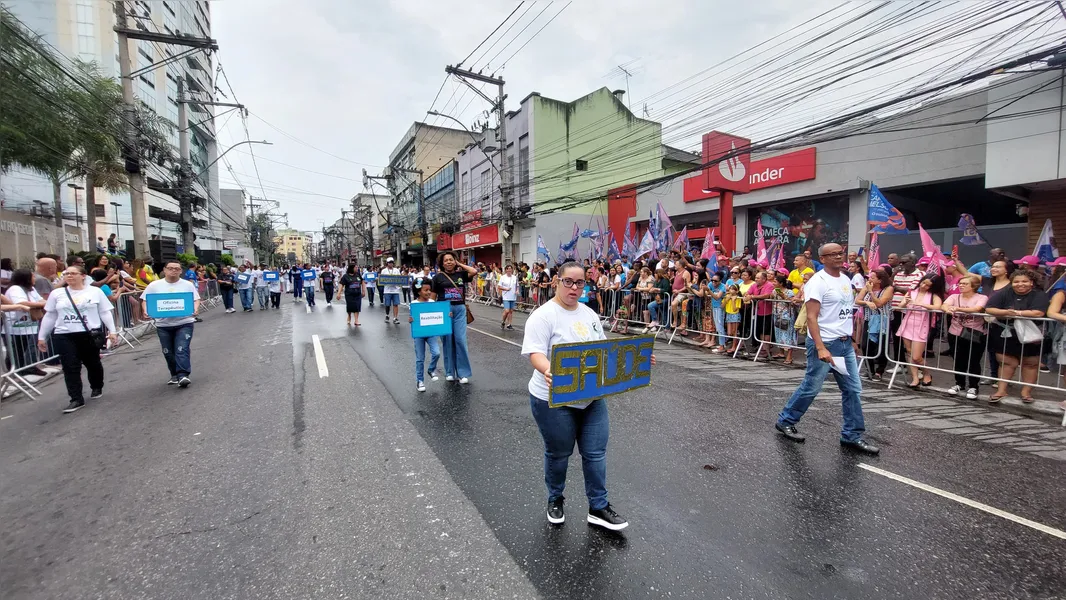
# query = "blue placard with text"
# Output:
<box><xmin>548</xmin><ymin>335</ymin><xmax>654</xmax><ymax>407</ymax></box>
<box><xmin>377</xmin><ymin>274</ymin><xmax>409</xmax><ymax>287</ymax></box>
<box><xmin>410</xmin><ymin>301</ymin><xmax>452</xmax><ymax>338</ymax></box>
<box><xmin>301</xmin><ymin>270</ymin><xmax>316</xmax><ymax>281</ymax></box>
<box><xmin>235</xmin><ymin>273</ymin><xmax>251</xmax><ymax>284</ymax></box>
<box><xmin>145</xmin><ymin>292</ymin><xmax>196</xmax><ymax>319</ymax></box>
<box><xmin>263</xmin><ymin>271</ymin><xmax>280</xmax><ymax>281</ymax></box>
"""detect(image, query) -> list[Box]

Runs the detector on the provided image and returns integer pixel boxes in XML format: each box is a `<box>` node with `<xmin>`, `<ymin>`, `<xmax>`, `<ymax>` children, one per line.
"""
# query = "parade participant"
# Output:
<box><xmin>521</xmin><ymin>261</ymin><xmax>655</xmax><ymax>530</ymax></box>
<box><xmin>380</xmin><ymin>257</ymin><xmax>403</xmax><ymax>324</ymax></box>
<box><xmin>774</xmin><ymin>243</ymin><xmax>879</xmax><ymax>455</ymax></box>
<box><xmin>302</xmin><ymin>263</ymin><xmax>317</xmax><ymax>308</ymax></box>
<box><xmin>36</xmin><ymin>266</ymin><xmax>118</xmax><ymax>413</ymax></box>
<box><xmin>268</xmin><ymin>268</ymin><xmax>282</xmax><ymax>309</ymax></box>
<box><xmin>289</xmin><ymin>264</ymin><xmax>303</xmax><ymax>301</ymax></box>
<box><xmin>141</xmin><ymin>260</ymin><xmax>200</xmax><ymax>388</ymax></box>
<box><xmin>218</xmin><ymin>266</ymin><xmax>235</xmax><ymax>313</ymax></box>
<box><xmin>236</xmin><ymin>264</ymin><xmax>254</xmax><ymax>312</ymax></box>
<box><xmin>431</xmin><ymin>251</ymin><xmax>477</xmax><ymax>383</ymax></box>
<box><xmin>321</xmin><ymin>265</ymin><xmax>336</xmax><ymax>308</ymax></box>
<box><xmin>409</xmin><ymin>279</ymin><xmax>441</xmax><ymax>392</ymax></box>
<box><xmin>363</xmin><ymin>266</ymin><xmax>377</xmax><ymax>307</ymax></box>
<box><xmin>498</xmin><ymin>265</ymin><xmax>518</xmax><ymax>330</ymax></box>
<box><xmin>338</xmin><ymin>263</ymin><xmax>365</xmax><ymax>326</ymax></box>
<box><xmin>253</xmin><ymin>264</ymin><xmax>269</xmax><ymax>310</ymax></box>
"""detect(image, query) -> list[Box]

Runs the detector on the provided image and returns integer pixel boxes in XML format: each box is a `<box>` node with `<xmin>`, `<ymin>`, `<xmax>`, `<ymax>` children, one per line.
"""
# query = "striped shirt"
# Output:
<box><xmin>892</xmin><ymin>270</ymin><xmax>922</xmax><ymax>306</ymax></box>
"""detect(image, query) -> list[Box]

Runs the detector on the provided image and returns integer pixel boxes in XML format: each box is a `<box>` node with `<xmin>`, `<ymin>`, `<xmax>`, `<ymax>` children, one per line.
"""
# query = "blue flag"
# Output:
<box><xmin>1033</xmin><ymin>219</ymin><xmax>1059</xmax><ymax>264</ymax></box>
<box><xmin>867</xmin><ymin>184</ymin><xmax>909</xmax><ymax>234</ymax></box>
<box><xmin>958</xmin><ymin>213</ymin><xmax>985</xmax><ymax>246</ymax></box>
<box><xmin>623</xmin><ymin>230</ymin><xmax>637</xmax><ymax>257</ymax></box>
<box><xmin>536</xmin><ymin>235</ymin><xmax>552</xmax><ymax>263</ymax></box>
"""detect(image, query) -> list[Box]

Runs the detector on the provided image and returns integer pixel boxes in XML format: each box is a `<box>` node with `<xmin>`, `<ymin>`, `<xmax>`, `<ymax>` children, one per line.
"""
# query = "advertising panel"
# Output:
<box><xmin>748</xmin><ymin>196</ymin><xmax>849</xmax><ymax>258</ymax></box>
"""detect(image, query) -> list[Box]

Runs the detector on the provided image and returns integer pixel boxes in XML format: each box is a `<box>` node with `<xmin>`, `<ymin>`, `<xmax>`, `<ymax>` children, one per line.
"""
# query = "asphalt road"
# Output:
<box><xmin>2</xmin><ymin>293</ymin><xmax>1064</xmax><ymax>599</ymax></box>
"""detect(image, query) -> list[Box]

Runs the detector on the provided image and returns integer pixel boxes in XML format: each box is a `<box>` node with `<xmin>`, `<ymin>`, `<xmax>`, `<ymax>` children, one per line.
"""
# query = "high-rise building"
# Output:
<box><xmin>2</xmin><ymin>0</ymin><xmax>221</xmax><ymax>253</ymax></box>
<box><xmin>273</xmin><ymin>229</ymin><xmax>311</xmax><ymax>264</ymax></box>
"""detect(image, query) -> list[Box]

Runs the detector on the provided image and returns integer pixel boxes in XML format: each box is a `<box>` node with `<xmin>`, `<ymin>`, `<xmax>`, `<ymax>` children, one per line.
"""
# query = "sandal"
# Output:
<box><xmin>1021</xmin><ymin>396</ymin><xmax>1035</xmax><ymax>404</ymax></box>
<box><xmin>988</xmin><ymin>394</ymin><xmax>1006</xmax><ymax>404</ymax></box>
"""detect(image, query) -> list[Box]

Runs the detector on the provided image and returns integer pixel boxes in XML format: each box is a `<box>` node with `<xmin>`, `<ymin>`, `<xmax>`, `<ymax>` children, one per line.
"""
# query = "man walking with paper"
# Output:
<box><xmin>141</xmin><ymin>260</ymin><xmax>200</xmax><ymax>388</ymax></box>
<box><xmin>774</xmin><ymin>243</ymin><xmax>879</xmax><ymax>455</ymax></box>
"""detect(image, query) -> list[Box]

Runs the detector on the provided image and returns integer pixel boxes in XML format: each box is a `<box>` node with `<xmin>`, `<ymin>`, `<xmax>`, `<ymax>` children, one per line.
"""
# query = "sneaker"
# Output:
<box><xmin>587</xmin><ymin>504</ymin><xmax>628</xmax><ymax>531</ymax></box>
<box><xmin>506</xmin><ymin>325</ymin><xmax>515</xmax><ymax>330</ymax></box>
<box><xmin>385</xmin><ymin>317</ymin><xmax>390</xmax><ymax>323</ymax></box>
<box><xmin>459</xmin><ymin>377</ymin><xmax>469</xmax><ymax>384</ymax></box>
<box><xmin>965</xmin><ymin>388</ymin><xmax>978</xmax><ymax>400</ymax></box>
<box><xmin>947</xmin><ymin>385</ymin><xmax>961</xmax><ymax>396</ymax></box>
<box><xmin>979</xmin><ymin>378</ymin><xmax>993</xmax><ymax>386</ymax></box>
<box><xmin>446</xmin><ymin>375</ymin><xmax>455</xmax><ymax>382</ymax></box>
<box><xmin>417</xmin><ymin>381</ymin><xmax>426</xmax><ymax>392</ymax></box>
<box><xmin>167</xmin><ymin>377</ymin><xmax>179</xmax><ymax>385</ymax></box>
<box><xmin>501</xmin><ymin>322</ymin><xmax>506</xmax><ymax>330</ymax></box>
<box><xmin>547</xmin><ymin>498</ymin><xmax>565</xmax><ymax>524</ymax></box>
<box><xmin>178</xmin><ymin>376</ymin><xmax>191</xmax><ymax>388</ymax></box>
<box><xmin>393</xmin><ymin>318</ymin><xmax>400</xmax><ymax>324</ymax></box>
<box><xmin>1040</xmin><ymin>365</ymin><xmax>1051</xmax><ymax>373</ymax></box>
<box><xmin>429</xmin><ymin>371</ymin><xmax>439</xmax><ymax>382</ymax></box>
<box><xmin>62</xmin><ymin>399</ymin><xmax>85</xmax><ymax>414</ymax></box>
<box><xmin>89</xmin><ymin>388</ymin><xmax>103</xmax><ymax>399</ymax></box>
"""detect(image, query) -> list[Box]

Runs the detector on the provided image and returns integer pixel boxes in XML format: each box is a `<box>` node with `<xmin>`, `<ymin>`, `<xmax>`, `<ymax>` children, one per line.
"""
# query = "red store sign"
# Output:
<box><xmin>684</xmin><ymin>147</ymin><xmax>817</xmax><ymax>203</ymax></box>
<box><xmin>451</xmin><ymin>224</ymin><xmax>500</xmax><ymax>250</ymax></box>
<box><xmin>437</xmin><ymin>232</ymin><xmax>452</xmax><ymax>250</ymax></box>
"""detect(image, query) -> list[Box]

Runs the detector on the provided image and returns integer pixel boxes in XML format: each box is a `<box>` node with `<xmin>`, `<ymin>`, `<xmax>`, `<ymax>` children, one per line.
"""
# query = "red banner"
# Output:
<box><xmin>685</xmin><ymin>147</ymin><xmax>816</xmax><ymax>203</ymax></box>
<box><xmin>452</xmin><ymin>224</ymin><xmax>500</xmax><ymax>250</ymax></box>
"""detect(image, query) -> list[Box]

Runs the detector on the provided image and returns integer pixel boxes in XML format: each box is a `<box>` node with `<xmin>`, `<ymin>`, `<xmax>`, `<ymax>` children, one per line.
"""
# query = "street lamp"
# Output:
<box><xmin>194</xmin><ymin>140</ymin><xmax>272</xmax><ymax>179</ymax></box>
<box><xmin>109</xmin><ymin>202</ymin><xmax>121</xmax><ymax>250</ymax></box>
<box><xmin>68</xmin><ymin>183</ymin><xmax>85</xmax><ymax>246</ymax></box>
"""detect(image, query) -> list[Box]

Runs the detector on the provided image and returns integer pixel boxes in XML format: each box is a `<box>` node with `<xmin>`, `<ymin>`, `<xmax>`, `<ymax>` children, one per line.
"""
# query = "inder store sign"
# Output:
<box><xmin>683</xmin><ymin>147</ymin><xmax>817</xmax><ymax>203</ymax></box>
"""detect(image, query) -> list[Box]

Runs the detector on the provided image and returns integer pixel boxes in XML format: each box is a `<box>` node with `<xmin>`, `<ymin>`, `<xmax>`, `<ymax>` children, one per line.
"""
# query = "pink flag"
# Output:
<box><xmin>701</xmin><ymin>228</ymin><xmax>716</xmax><ymax>259</ymax></box>
<box><xmin>918</xmin><ymin>224</ymin><xmax>944</xmax><ymax>277</ymax></box>
<box><xmin>868</xmin><ymin>233</ymin><xmax>880</xmax><ymax>269</ymax></box>
<box><xmin>756</xmin><ymin>218</ymin><xmax>768</xmax><ymax>265</ymax></box>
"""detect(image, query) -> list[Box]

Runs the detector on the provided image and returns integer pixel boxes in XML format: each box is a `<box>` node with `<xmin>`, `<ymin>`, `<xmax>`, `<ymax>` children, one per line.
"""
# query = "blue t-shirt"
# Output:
<box><xmin>99</xmin><ymin>284</ymin><xmax>112</xmax><ymax>297</ymax></box>
<box><xmin>969</xmin><ymin>261</ymin><xmax>992</xmax><ymax>278</ymax></box>
<box><xmin>810</xmin><ymin>259</ymin><xmax>824</xmax><ymax>272</ymax></box>
<box><xmin>183</xmin><ymin>269</ymin><xmax>197</xmax><ymax>282</ymax></box>
<box><xmin>708</xmin><ymin>282</ymin><xmax>727</xmax><ymax>309</ymax></box>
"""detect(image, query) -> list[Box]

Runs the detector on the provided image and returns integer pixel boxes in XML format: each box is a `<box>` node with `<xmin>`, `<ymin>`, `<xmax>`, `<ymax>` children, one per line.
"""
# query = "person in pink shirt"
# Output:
<box><xmin>747</xmin><ymin>271</ymin><xmax>777</xmax><ymax>360</ymax></box>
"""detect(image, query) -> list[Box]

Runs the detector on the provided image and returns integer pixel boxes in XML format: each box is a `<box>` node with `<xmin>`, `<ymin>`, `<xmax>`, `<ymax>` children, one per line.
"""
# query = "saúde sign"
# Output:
<box><xmin>548</xmin><ymin>335</ymin><xmax>654</xmax><ymax>408</ymax></box>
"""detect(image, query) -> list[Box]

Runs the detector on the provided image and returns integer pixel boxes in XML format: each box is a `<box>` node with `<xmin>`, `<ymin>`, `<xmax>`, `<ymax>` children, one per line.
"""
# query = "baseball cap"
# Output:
<box><xmin>386</xmin><ymin>257</ymin><xmax>395</xmax><ymax>263</ymax></box>
<box><xmin>1013</xmin><ymin>255</ymin><xmax>1040</xmax><ymax>267</ymax></box>
<box><xmin>1046</xmin><ymin>256</ymin><xmax>1066</xmax><ymax>267</ymax></box>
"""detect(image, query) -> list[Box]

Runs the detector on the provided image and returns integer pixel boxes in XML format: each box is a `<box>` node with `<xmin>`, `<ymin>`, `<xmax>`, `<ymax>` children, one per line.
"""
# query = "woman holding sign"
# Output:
<box><xmin>521</xmin><ymin>261</ymin><xmax>655</xmax><ymax>531</ymax></box>
<box><xmin>431</xmin><ymin>251</ymin><xmax>477</xmax><ymax>383</ymax></box>
<box><xmin>338</xmin><ymin>264</ymin><xmax>365</xmax><ymax>326</ymax></box>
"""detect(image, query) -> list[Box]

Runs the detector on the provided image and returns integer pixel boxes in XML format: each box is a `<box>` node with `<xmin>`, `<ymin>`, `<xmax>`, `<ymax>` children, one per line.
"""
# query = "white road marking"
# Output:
<box><xmin>1</xmin><ymin>415</ymin><xmax>12</xmax><ymax>420</ymax></box>
<box><xmin>467</xmin><ymin>326</ymin><xmax>521</xmax><ymax>348</ymax></box>
<box><xmin>858</xmin><ymin>463</ymin><xmax>1066</xmax><ymax>540</ymax></box>
<box><xmin>311</xmin><ymin>334</ymin><xmax>329</xmax><ymax>378</ymax></box>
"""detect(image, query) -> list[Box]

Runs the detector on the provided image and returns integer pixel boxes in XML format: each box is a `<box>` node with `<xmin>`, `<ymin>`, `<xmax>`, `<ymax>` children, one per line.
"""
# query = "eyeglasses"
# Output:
<box><xmin>560</xmin><ymin>278</ymin><xmax>586</xmax><ymax>289</ymax></box>
<box><xmin>820</xmin><ymin>251</ymin><xmax>845</xmax><ymax>258</ymax></box>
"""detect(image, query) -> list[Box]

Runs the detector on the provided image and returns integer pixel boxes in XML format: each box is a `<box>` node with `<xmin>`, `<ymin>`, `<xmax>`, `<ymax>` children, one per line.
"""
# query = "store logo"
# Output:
<box><xmin>465</xmin><ymin>233</ymin><xmax>480</xmax><ymax>245</ymax></box>
<box><xmin>718</xmin><ymin>141</ymin><xmax>747</xmax><ymax>183</ymax></box>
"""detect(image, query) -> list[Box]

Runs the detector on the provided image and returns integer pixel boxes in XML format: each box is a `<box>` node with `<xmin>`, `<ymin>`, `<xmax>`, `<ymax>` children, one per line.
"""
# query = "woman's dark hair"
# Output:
<box><xmin>92</xmin><ymin>255</ymin><xmax>109</xmax><ymax>269</ymax></box>
<box><xmin>0</xmin><ymin>258</ymin><xmax>12</xmax><ymax>271</ymax></box>
<box><xmin>918</xmin><ymin>274</ymin><xmax>946</xmax><ymax>299</ymax></box>
<box><xmin>346</xmin><ymin>264</ymin><xmax>356</xmax><ymax>275</ymax></box>
<box><xmin>436</xmin><ymin>251</ymin><xmax>459</xmax><ymax>270</ymax></box>
<box><xmin>775</xmin><ymin>273</ymin><xmax>790</xmax><ymax>287</ymax></box>
<box><xmin>90</xmin><ymin>269</ymin><xmax>108</xmax><ymax>283</ymax></box>
<box><xmin>10</xmin><ymin>269</ymin><xmax>33</xmax><ymax>290</ymax></box>
<box><xmin>557</xmin><ymin>261</ymin><xmax>583</xmax><ymax>278</ymax></box>
<box><xmin>869</xmin><ymin>268</ymin><xmax>892</xmax><ymax>287</ymax></box>
<box><xmin>111</xmin><ymin>257</ymin><xmax>125</xmax><ymax>271</ymax></box>
<box><xmin>1010</xmin><ymin>269</ymin><xmax>1038</xmax><ymax>285</ymax></box>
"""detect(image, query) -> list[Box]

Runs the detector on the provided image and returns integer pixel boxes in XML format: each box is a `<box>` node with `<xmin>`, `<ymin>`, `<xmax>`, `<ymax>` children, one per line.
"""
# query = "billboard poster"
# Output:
<box><xmin>749</xmin><ymin>197</ymin><xmax>849</xmax><ymax>259</ymax></box>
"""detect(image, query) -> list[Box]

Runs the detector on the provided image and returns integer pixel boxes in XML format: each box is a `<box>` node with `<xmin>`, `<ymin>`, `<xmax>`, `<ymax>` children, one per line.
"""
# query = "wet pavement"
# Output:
<box><xmin>1</xmin><ymin>294</ymin><xmax>1064</xmax><ymax>599</ymax></box>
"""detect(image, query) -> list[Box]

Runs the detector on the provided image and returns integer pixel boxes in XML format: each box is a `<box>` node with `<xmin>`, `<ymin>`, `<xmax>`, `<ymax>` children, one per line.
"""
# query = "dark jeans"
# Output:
<box><xmin>890</xmin><ymin>311</ymin><xmax>906</xmax><ymax>363</ymax></box>
<box><xmin>156</xmin><ymin>324</ymin><xmax>194</xmax><ymax>378</ymax></box>
<box><xmin>323</xmin><ymin>283</ymin><xmax>335</xmax><ymax>303</ymax></box>
<box><xmin>270</xmin><ymin>292</ymin><xmax>281</xmax><ymax>308</ymax></box>
<box><xmin>366</xmin><ymin>286</ymin><xmax>376</xmax><ymax>305</ymax></box>
<box><xmin>52</xmin><ymin>332</ymin><xmax>104</xmax><ymax>401</ymax></box>
<box><xmin>954</xmin><ymin>332</ymin><xmax>986</xmax><ymax>389</ymax></box>
<box><xmin>530</xmin><ymin>394</ymin><xmax>610</xmax><ymax>510</ymax></box>
<box><xmin>221</xmin><ymin>287</ymin><xmax>234</xmax><ymax>310</ymax></box>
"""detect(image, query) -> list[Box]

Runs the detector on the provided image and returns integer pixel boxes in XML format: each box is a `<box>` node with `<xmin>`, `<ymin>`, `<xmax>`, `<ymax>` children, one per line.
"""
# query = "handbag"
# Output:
<box><xmin>442</xmin><ymin>271</ymin><xmax>475</xmax><ymax>324</ymax></box>
<box><xmin>65</xmin><ymin>287</ymin><xmax>108</xmax><ymax>349</ymax></box>
<box><xmin>958</xmin><ymin>326</ymin><xmax>986</xmax><ymax>345</ymax></box>
<box><xmin>1012</xmin><ymin>318</ymin><xmax>1043</xmax><ymax>344</ymax></box>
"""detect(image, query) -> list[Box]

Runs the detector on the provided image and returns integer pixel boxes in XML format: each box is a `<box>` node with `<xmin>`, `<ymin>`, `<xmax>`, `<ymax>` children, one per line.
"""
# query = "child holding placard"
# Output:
<box><xmin>409</xmin><ymin>279</ymin><xmax>441</xmax><ymax>393</ymax></box>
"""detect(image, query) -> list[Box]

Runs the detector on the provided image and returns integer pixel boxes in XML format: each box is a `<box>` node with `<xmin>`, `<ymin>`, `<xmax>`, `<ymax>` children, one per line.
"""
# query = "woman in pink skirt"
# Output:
<box><xmin>897</xmin><ymin>274</ymin><xmax>945</xmax><ymax>388</ymax></box>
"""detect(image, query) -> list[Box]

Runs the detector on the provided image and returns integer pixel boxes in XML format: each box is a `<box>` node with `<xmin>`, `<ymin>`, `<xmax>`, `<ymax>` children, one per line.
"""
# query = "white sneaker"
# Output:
<box><xmin>947</xmin><ymin>384</ymin><xmax>961</xmax><ymax>395</ymax></box>
<box><xmin>446</xmin><ymin>375</ymin><xmax>455</xmax><ymax>382</ymax></box>
<box><xmin>459</xmin><ymin>377</ymin><xmax>469</xmax><ymax>384</ymax></box>
<box><xmin>965</xmin><ymin>388</ymin><xmax>978</xmax><ymax>400</ymax></box>
<box><xmin>430</xmin><ymin>371</ymin><xmax>439</xmax><ymax>382</ymax></box>
<box><xmin>417</xmin><ymin>381</ymin><xmax>426</xmax><ymax>392</ymax></box>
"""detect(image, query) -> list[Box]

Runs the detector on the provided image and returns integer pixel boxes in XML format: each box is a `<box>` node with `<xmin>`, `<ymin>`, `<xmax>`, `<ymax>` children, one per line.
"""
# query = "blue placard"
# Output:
<box><xmin>145</xmin><ymin>292</ymin><xmax>196</xmax><ymax>318</ymax></box>
<box><xmin>410</xmin><ymin>301</ymin><xmax>453</xmax><ymax>338</ymax></box>
<box><xmin>235</xmin><ymin>273</ymin><xmax>251</xmax><ymax>284</ymax></box>
<box><xmin>378</xmin><ymin>274</ymin><xmax>409</xmax><ymax>287</ymax></box>
<box><xmin>263</xmin><ymin>271</ymin><xmax>280</xmax><ymax>282</ymax></box>
<box><xmin>548</xmin><ymin>335</ymin><xmax>654</xmax><ymax>408</ymax></box>
<box><xmin>301</xmin><ymin>269</ymin><xmax>316</xmax><ymax>281</ymax></box>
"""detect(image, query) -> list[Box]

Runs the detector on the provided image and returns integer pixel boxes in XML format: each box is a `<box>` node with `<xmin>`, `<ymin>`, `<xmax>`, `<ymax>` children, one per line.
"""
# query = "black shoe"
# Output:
<box><xmin>840</xmin><ymin>438</ymin><xmax>880</xmax><ymax>455</ymax></box>
<box><xmin>506</xmin><ymin>325</ymin><xmax>515</xmax><ymax>330</ymax></box>
<box><xmin>775</xmin><ymin>422</ymin><xmax>806</xmax><ymax>442</ymax></box>
<box><xmin>62</xmin><ymin>399</ymin><xmax>85</xmax><ymax>414</ymax></box>
<box><xmin>547</xmin><ymin>498</ymin><xmax>565</xmax><ymax>524</ymax></box>
<box><xmin>178</xmin><ymin>376</ymin><xmax>191</xmax><ymax>388</ymax></box>
<box><xmin>89</xmin><ymin>388</ymin><xmax>103</xmax><ymax>399</ymax></box>
<box><xmin>587</xmin><ymin>504</ymin><xmax>628</xmax><ymax>531</ymax></box>
<box><xmin>167</xmin><ymin>377</ymin><xmax>179</xmax><ymax>385</ymax></box>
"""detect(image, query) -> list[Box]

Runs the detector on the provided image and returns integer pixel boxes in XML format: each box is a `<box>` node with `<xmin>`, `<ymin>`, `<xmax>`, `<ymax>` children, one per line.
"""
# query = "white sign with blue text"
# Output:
<box><xmin>410</xmin><ymin>301</ymin><xmax>452</xmax><ymax>338</ymax></box>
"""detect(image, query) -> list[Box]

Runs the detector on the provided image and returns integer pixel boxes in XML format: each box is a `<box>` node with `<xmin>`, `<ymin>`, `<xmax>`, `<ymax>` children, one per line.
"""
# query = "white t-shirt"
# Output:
<box><xmin>5</xmin><ymin>286</ymin><xmax>43</xmax><ymax>335</ymax></box>
<box><xmin>380</xmin><ymin>267</ymin><xmax>403</xmax><ymax>295</ymax></box>
<box><xmin>268</xmin><ymin>277</ymin><xmax>282</xmax><ymax>293</ymax></box>
<box><xmin>143</xmin><ymin>278</ymin><xmax>200</xmax><ymax>328</ymax></box>
<box><xmin>236</xmin><ymin>270</ymin><xmax>254</xmax><ymax>290</ymax></box>
<box><xmin>521</xmin><ymin>300</ymin><xmax>606</xmax><ymax>406</ymax></box>
<box><xmin>850</xmin><ymin>273</ymin><xmax>866</xmax><ymax>290</ymax></box>
<box><xmin>802</xmin><ymin>269</ymin><xmax>856</xmax><ymax>340</ymax></box>
<box><xmin>498</xmin><ymin>274</ymin><xmax>518</xmax><ymax>302</ymax></box>
<box><xmin>39</xmin><ymin>286</ymin><xmax>116</xmax><ymax>338</ymax></box>
<box><xmin>252</xmin><ymin>269</ymin><xmax>268</xmax><ymax>287</ymax></box>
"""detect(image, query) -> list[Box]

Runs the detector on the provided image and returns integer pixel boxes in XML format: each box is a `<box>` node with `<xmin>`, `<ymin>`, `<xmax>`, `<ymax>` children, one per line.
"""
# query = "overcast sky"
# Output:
<box><xmin>210</xmin><ymin>0</ymin><xmax>833</xmax><ymax>235</ymax></box>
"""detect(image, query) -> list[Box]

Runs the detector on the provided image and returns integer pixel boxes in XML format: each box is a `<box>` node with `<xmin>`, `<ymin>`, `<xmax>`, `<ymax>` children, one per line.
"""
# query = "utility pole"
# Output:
<box><xmin>444</xmin><ymin>65</ymin><xmax>513</xmax><ymax>266</ymax></box>
<box><xmin>114</xmin><ymin>1</ymin><xmax>217</xmax><ymax>259</ymax></box>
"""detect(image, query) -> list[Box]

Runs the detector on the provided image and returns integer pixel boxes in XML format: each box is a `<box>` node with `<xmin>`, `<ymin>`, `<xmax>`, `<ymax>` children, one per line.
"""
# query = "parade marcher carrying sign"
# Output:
<box><xmin>301</xmin><ymin>265</ymin><xmax>317</xmax><ymax>308</ymax></box>
<box><xmin>409</xmin><ymin>280</ymin><xmax>445</xmax><ymax>392</ymax></box>
<box><xmin>521</xmin><ymin>260</ymin><xmax>656</xmax><ymax>531</ymax></box>
<box><xmin>141</xmin><ymin>260</ymin><xmax>201</xmax><ymax>389</ymax></box>
<box><xmin>547</xmin><ymin>335</ymin><xmax>654</xmax><ymax>408</ymax></box>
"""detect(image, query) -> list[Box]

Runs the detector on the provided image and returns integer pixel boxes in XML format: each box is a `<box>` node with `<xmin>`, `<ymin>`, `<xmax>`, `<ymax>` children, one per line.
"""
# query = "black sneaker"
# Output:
<box><xmin>547</xmin><ymin>498</ymin><xmax>565</xmax><ymax>524</ymax></box>
<box><xmin>89</xmin><ymin>388</ymin><xmax>103</xmax><ymax>399</ymax></box>
<box><xmin>506</xmin><ymin>325</ymin><xmax>515</xmax><ymax>330</ymax></box>
<box><xmin>178</xmin><ymin>376</ymin><xmax>191</xmax><ymax>388</ymax></box>
<box><xmin>62</xmin><ymin>399</ymin><xmax>85</xmax><ymax>414</ymax></box>
<box><xmin>167</xmin><ymin>377</ymin><xmax>179</xmax><ymax>385</ymax></box>
<box><xmin>587</xmin><ymin>504</ymin><xmax>628</xmax><ymax>531</ymax></box>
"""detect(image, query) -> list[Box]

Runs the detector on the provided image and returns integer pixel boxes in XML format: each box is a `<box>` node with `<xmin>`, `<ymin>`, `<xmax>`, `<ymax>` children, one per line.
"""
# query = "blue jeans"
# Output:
<box><xmin>305</xmin><ymin>286</ymin><xmax>315</xmax><ymax>306</ymax></box>
<box><xmin>239</xmin><ymin>288</ymin><xmax>253</xmax><ymax>309</ymax></box>
<box><xmin>383</xmin><ymin>293</ymin><xmax>400</xmax><ymax>307</ymax></box>
<box><xmin>414</xmin><ymin>336</ymin><xmax>441</xmax><ymax>382</ymax></box>
<box><xmin>777</xmin><ymin>336</ymin><xmax>866</xmax><ymax>442</ymax></box>
<box><xmin>713</xmin><ymin>307</ymin><xmax>726</xmax><ymax>346</ymax></box>
<box><xmin>366</xmin><ymin>285</ymin><xmax>375</xmax><ymax>305</ymax></box>
<box><xmin>256</xmin><ymin>287</ymin><xmax>269</xmax><ymax>308</ymax></box>
<box><xmin>221</xmin><ymin>287</ymin><xmax>234</xmax><ymax>310</ymax></box>
<box><xmin>441</xmin><ymin>303</ymin><xmax>472</xmax><ymax>379</ymax></box>
<box><xmin>157</xmin><ymin>324</ymin><xmax>194</xmax><ymax>378</ymax></box>
<box><xmin>530</xmin><ymin>395</ymin><xmax>609</xmax><ymax>510</ymax></box>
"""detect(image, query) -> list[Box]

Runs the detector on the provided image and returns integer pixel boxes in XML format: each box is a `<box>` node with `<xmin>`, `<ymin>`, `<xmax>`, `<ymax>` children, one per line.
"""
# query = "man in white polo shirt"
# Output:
<box><xmin>774</xmin><ymin>243</ymin><xmax>878</xmax><ymax>455</ymax></box>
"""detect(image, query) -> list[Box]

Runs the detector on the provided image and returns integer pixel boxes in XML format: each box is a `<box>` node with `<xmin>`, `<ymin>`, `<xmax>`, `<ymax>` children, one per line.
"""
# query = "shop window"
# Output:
<box><xmin>95</xmin><ymin>204</ymin><xmax>106</xmax><ymax>217</ymax></box>
<box><xmin>575</xmin><ymin>159</ymin><xmax>588</xmax><ymax>171</ymax></box>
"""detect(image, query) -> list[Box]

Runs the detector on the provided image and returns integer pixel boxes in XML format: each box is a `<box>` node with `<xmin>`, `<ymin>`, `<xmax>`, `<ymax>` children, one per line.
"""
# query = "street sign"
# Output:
<box><xmin>548</xmin><ymin>335</ymin><xmax>655</xmax><ymax>408</ymax></box>
<box><xmin>223</xmin><ymin>239</ymin><xmax>239</xmax><ymax>249</ymax></box>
